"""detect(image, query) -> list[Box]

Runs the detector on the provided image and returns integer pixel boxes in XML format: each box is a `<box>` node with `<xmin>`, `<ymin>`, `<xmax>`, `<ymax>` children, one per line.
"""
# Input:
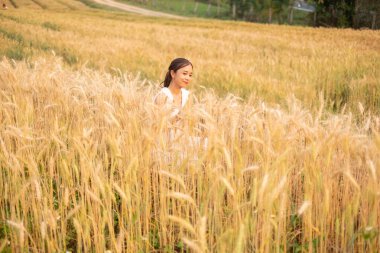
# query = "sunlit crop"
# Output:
<box><xmin>0</xmin><ymin>58</ymin><xmax>379</xmax><ymax>252</ymax></box>
<box><xmin>0</xmin><ymin>1</ymin><xmax>379</xmax><ymax>252</ymax></box>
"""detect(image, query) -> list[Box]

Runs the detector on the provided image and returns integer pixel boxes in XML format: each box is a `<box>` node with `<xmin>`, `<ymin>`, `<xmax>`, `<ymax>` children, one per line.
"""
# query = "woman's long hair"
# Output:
<box><xmin>162</xmin><ymin>58</ymin><xmax>193</xmax><ymax>88</ymax></box>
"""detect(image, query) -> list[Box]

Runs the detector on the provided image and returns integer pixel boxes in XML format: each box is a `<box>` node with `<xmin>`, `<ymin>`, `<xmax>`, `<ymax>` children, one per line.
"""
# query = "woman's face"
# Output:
<box><xmin>171</xmin><ymin>64</ymin><xmax>193</xmax><ymax>89</ymax></box>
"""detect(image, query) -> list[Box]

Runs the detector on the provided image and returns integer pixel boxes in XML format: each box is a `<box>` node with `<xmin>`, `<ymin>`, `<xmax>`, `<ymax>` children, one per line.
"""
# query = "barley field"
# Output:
<box><xmin>0</xmin><ymin>1</ymin><xmax>380</xmax><ymax>252</ymax></box>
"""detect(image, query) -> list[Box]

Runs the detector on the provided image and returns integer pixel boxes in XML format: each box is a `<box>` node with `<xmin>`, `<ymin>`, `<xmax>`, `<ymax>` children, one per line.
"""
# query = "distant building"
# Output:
<box><xmin>292</xmin><ymin>0</ymin><xmax>316</xmax><ymax>13</ymax></box>
<box><xmin>289</xmin><ymin>0</ymin><xmax>317</xmax><ymax>26</ymax></box>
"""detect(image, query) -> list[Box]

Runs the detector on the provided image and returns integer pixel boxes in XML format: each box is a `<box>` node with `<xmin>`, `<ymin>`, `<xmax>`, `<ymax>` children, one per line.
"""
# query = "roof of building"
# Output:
<box><xmin>293</xmin><ymin>0</ymin><xmax>316</xmax><ymax>13</ymax></box>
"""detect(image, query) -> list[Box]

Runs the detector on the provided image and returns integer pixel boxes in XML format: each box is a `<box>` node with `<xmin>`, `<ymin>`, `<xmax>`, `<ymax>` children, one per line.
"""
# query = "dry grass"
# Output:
<box><xmin>0</xmin><ymin>58</ymin><xmax>379</xmax><ymax>252</ymax></box>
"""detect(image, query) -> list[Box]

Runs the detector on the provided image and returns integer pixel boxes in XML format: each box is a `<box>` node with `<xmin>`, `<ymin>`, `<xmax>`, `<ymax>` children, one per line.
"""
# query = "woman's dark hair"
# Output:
<box><xmin>162</xmin><ymin>58</ymin><xmax>193</xmax><ymax>88</ymax></box>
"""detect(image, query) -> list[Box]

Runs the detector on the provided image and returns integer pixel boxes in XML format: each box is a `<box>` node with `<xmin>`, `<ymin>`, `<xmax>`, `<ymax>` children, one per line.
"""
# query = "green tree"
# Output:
<box><xmin>313</xmin><ymin>0</ymin><xmax>379</xmax><ymax>28</ymax></box>
<box><xmin>228</xmin><ymin>0</ymin><xmax>290</xmax><ymax>22</ymax></box>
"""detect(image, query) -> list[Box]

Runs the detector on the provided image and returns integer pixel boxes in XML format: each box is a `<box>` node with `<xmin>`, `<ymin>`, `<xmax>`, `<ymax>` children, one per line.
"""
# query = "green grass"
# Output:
<box><xmin>5</xmin><ymin>45</ymin><xmax>28</xmax><ymax>60</ymax></box>
<box><xmin>116</xmin><ymin>0</ymin><xmax>230</xmax><ymax>18</ymax></box>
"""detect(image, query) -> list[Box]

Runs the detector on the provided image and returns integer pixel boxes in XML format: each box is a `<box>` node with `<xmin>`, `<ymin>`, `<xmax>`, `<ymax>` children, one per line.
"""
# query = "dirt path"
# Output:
<box><xmin>93</xmin><ymin>0</ymin><xmax>187</xmax><ymax>19</ymax></box>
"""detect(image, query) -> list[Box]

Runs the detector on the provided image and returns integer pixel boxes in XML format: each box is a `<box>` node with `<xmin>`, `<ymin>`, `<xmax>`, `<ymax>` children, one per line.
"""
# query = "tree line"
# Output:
<box><xmin>198</xmin><ymin>0</ymin><xmax>379</xmax><ymax>28</ymax></box>
<box><xmin>131</xmin><ymin>0</ymin><xmax>379</xmax><ymax>29</ymax></box>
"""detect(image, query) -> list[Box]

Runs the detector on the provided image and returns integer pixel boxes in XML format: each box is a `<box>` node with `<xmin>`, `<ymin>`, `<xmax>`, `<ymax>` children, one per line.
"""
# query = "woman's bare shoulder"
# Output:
<box><xmin>154</xmin><ymin>92</ymin><xmax>168</xmax><ymax>106</ymax></box>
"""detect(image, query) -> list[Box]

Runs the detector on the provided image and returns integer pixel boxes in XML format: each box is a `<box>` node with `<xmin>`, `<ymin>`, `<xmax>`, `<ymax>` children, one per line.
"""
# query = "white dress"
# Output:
<box><xmin>153</xmin><ymin>87</ymin><xmax>190</xmax><ymax>117</ymax></box>
<box><xmin>153</xmin><ymin>87</ymin><xmax>207</xmax><ymax>163</ymax></box>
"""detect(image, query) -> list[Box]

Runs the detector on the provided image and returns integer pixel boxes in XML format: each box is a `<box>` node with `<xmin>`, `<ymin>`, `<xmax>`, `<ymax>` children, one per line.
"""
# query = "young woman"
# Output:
<box><xmin>153</xmin><ymin>58</ymin><xmax>208</xmax><ymax>157</ymax></box>
<box><xmin>153</xmin><ymin>58</ymin><xmax>193</xmax><ymax>118</ymax></box>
